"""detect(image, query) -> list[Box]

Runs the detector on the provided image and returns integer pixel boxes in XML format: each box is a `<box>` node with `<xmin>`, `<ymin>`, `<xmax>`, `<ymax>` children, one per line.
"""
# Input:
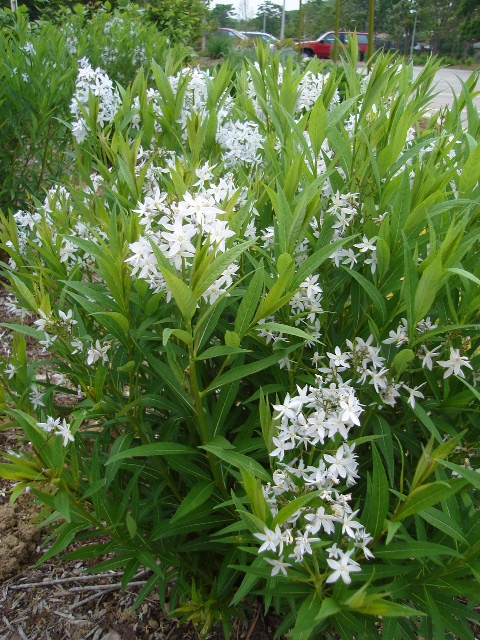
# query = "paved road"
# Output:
<box><xmin>412</xmin><ymin>66</ymin><xmax>480</xmax><ymax>114</ymax></box>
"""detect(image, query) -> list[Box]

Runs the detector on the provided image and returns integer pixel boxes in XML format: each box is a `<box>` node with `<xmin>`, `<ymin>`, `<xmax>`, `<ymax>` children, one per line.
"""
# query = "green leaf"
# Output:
<box><xmin>126</xmin><ymin>512</ymin><xmax>137</xmax><ymax>539</ymax></box>
<box><xmin>117</xmin><ymin>155</ymin><xmax>139</xmax><ymax>198</ymax></box>
<box><xmin>241</xmin><ymin>468</ymin><xmax>268</xmax><ymax>522</ymax></box>
<box><xmin>445</xmin><ymin>267</ymin><xmax>480</xmax><ymax>287</ymax></box>
<box><xmin>266</xmin><ymin>184</ymin><xmax>293</xmax><ymax>254</ymax></box>
<box><xmin>53</xmin><ymin>491</ymin><xmax>71</xmax><ymax>523</ymax></box>
<box><xmin>291</xmin><ymin>593</ymin><xmax>334</xmax><ymax>639</ymax></box>
<box><xmin>393</xmin><ymin>479</ymin><xmax>467</xmax><ymax>520</ymax></box>
<box><xmin>143</xmin><ymin>353</ymin><xmax>193</xmax><ymax>413</ymax></box>
<box><xmin>459</xmin><ymin>139</ymin><xmax>480</xmax><ymax>196</ymax></box>
<box><xmin>373</xmin><ymin>541</ymin><xmax>461</xmax><ymax>560</ymax></box>
<box><xmin>117</xmin><ymin>360</ymin><xmax>136</xmax><ymax>372</ymax></box>
<box><xmin>414</xmin><ymin>256</ymin><xmax>443</xmax><ymax>325</ymax></box>
<box><xmin>93</xmin><ymin>311</ymin><xmax>129</xmax><ymax>333</ymax></box>
<box><xmin>309</xmin><ymin>97</ymin><xmax>327</xmax><ymax>159</ymax></box>
<box><xmin>234</xmin><ymin>266</ymin><xmax>264</xmax><ymax>337</ymax></box>
<box><xmin>106</xmin><ymin>442</ymin><xmax>196</xmax><ymax>465</ymax></box>
<box><xmin>292</xmin><ymin>237</ymin><xmax>348</xmax><ymax>289</ymax></box>
<box><xmin>391</xmin><ymin>349</ymin><xmax>415</xmax><ymax>377</ymax></box>
<box><xmin>253</xmin><ymin>321</ymin><xmax>320</xmax><ymax>343</ymax></box>
<box><xmin>409</xmin><ymin>403</ymin><xmax>442</xmax><ymax>443</ymax></box>
<box><xmin>224</xmin><ymin>330</ymin><xmax>240</xmax><ymax>348</ymax></box>
<box><xmin>36</xmin><ymin>523</ymin><xmax>86</xmax><ymax>565</ymax></box>
<box><xmin>9</xmin><ymin>273</ymin><xmax>38</xmax><ymax>311</ymax></box>
<box><xmin>201</xmin><ymin>443</ymin><xmax>271</xmax><ymax>482</ymax></box>
<box><xmin>171</xmin><ymin>481</ymin><xmax>215</xmax><ymax>523</ymax></box>
<box><xmin>1</xmin><ymin>323</ymin><xmax>42</xmax><ymax>340</ymax></box>
<box><xmin>159</xmin><ymin>269</ymin><xmax>197</xmax><ymax>321</ymax></box>
<box><xmin>362</xmin><ymin>445</ymin><xmax>389</xmax><ymax>538</ymax></box>
<box><xmin>434</xmin><ymin>459</ymin><xmax>480</xmax><ymax>489</ymax></box>
<box><xmin>195</xmin><ymin>345</ymin><xmax>250</xmax><ymax>360</ymax></box>
<box><xmin>253</xmin><ymin>254</ymin><xmax>295</xmax><ymax>322</ymax></box>
<box><xmin>352</xmin><ymin>598</ymin><xmax>424</xmax><ymax>618</ymax></box>
<box><xmin>205</xmin><ymin>344</ymin><xmax>298</xmax><ymax>392</ymax></box>
<box><xmin>212</xmin><ymin>380</ymin><xmax>241</xmax><ymax>438</ymax></box>
<box><xmin>342</xmin><ymin>266</ymin><xmax>386</xmax><ymax>324</ymax></box>
<box><xmin>402</xmin><ymin>233</ymin><xmax>418</xmax><ymax>336</ymax></box>
<box><xmin>259</xmin><ymin>388</ymin><xmax>274</xmax><ymax>454</ymax></box>
<box><xmin>163</xmin><ymin>328</ymin><xmax>193</xmax><ymax>346</ymax></box>
<box><xmin>192</xmin><ymin>241</ymin><xmax>251</xmax><ymax>298</ymax></box>
<box><xmin>419</xmin><ymin>507</ymin><xmax>468</xmax><ymax>544</ymax></box>
<box><xmin>230</xmin><ymin>556</ymin><xmax>264</xmax><ymax>605</ymax></box>
<box><xmin>272</xmin><ymin>491</ymin><xmax>321</xmax><ymax>528</ymax></box>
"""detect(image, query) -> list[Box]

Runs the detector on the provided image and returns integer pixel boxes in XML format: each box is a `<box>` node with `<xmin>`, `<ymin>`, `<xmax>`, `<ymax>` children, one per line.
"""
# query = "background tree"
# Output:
<box><xmin>457</xmin><ymin>0</ymin><xmax>480</xmax><ymax>40</ymax></box>
<box><xmin>339</xmin><ymin>0</ymin><xmax>368</xmax><ymax>30</ymax></box>
<box><xmin>148</xmin><ymin>0</ymin><xmax>207</xmax><ymax>44</ymax></box>
<box><xmin>209</xmin><ymin>2</ymin><xmax>236</xmax><ymax>27</ymax></box>
<box><xmin>422</xmin><ymin>0</ymin><xmax>461</xmax><ymax>55</ymax></box>
<box><xmin>300</xmin><ymin>0</ymin><xmax>334</xmax><ymax>39</ymax></box>
<box><xmin>254</xmin><ymin>0</ymin><xmax>282</xmax><ymax>35</ymax></box>
<box><xmin>383</xmin><ymin>0</ymin><xmax>423</xmax><ymax>54</ymax></box>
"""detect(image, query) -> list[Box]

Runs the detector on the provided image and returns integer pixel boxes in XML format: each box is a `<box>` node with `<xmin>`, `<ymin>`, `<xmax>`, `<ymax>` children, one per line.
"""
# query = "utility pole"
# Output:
<box><xmin>280</xmin><ymin>0</ymin><xmax>286</xmax><ymax>40</ymax></box>
<box><xmin>367</xmin><ymin>0</ymin><xmax>375</xmax><ymax>66</ymax></box>
<box><xmin>297</xmin><ymin>0</ymin><xmax>302</xmax><ymax>59</ymax></box>
<box><xmin>409</xmin><ymin>8</ymin><xmax>418</xmax><ymax>61</ymax></box>
<box><xmin>333</xmin><ymin>0</ymin><xmax>341</xmax><ymax>62</ymax></box>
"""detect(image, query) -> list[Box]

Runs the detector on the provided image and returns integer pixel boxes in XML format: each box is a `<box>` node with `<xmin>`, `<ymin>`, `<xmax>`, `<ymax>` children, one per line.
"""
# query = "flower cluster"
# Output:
<box><xmin>125</xmin><ymin>168</ymin><xmax>244</xmax><ymax>301</ymax></box>
<box><xmin>37</xmin><ymin>416</ymin><xmax>75</xmax><ymax>446</ymax></box>
<box><xmin>297</xmin><ymin>70</ymin><xmax>340</xmax><ymax>113</ymax></box>
<box><xmin>70</xmin><ymin>57</ymin><xmax>121</xmax><ymax>143</ymax></box>
<box><xmin>255</xmin><ymin>379</ymin><xmax>372</xmax><ymax>582</ymax></box>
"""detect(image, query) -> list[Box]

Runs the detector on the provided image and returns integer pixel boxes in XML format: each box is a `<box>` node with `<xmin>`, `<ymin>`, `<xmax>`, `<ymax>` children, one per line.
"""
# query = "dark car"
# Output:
<box><xmin>299</xmin><ymin>31</ymin><xmax>369</xmax><ymax>60</ymax></box>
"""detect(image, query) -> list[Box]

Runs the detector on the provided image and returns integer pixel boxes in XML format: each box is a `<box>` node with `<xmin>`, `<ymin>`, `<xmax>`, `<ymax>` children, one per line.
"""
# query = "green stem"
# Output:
<box><xmin>189</xmin><ymin>342</ymin><xmax>230</xmax><ymax>500</ymax></box>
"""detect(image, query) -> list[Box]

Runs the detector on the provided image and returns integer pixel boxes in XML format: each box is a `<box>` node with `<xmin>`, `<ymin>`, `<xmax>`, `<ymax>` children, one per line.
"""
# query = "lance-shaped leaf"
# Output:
<box><xmin>170</xmin><ymin>481</ymin><xmax>216</xmax><ymax>523</ymax></box>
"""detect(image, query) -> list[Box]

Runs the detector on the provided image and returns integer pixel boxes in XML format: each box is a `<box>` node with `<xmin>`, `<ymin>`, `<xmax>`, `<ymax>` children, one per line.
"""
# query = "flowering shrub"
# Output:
<box><xmin>0</xmin><ymin>6</ymin><xmax>189</xmax><ymax>211</ymax></box>
<box><xmin>1</xmin><ymin>48</ymin><xmax>480</xmax><ymax>639</ymax></box>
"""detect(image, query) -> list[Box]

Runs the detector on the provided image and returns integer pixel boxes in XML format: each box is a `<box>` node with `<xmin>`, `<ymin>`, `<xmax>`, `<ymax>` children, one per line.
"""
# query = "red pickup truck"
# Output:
<box><xmin>299</xmin><ymin>31</ymin><xmax>368</xmax><ymax>60</ymax></box>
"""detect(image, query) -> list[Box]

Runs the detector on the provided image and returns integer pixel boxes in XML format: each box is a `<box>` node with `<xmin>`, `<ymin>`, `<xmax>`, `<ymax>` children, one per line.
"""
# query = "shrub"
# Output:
<box><xmin>1</xmin><ymin>50</ymin><xmax>479</xmax><ymax>639</ymax></box>
<box><xmin>0</xmin><ymin>7</ymin><xmax>190</xmax><ymax>212</ymax></box>
<box><xmin>206</xmin><ymin>35</ymin><xmax>233</xmax><ymax>59</ymax></box>
<box><xmin>147</xmin><ymin>0</ymin><xmax>207</xmax><ymax>46</ymax></box>
<box><xmin>0</xmin><ymin>11</ymin><xmax>76</xmax><ymax>211</ymax></box>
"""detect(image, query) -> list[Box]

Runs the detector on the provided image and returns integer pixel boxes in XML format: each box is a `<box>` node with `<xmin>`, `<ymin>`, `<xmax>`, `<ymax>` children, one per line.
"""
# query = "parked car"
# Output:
<box><xmin>211</xmin><ymin>28</ymin><xmax>249</xmax><ymax>43</ymax></box>
<box><xmin>242</xmin><ymin>31</ymin><xmax>280</xmax><ymax>51</ymax></box>
<box><xmin>298</xmin><ymin>31</ymin><xmax>369</xmax><ymax>60</ymax></box>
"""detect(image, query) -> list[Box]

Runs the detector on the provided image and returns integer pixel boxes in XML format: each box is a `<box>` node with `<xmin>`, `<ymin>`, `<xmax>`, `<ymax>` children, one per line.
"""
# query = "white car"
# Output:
<box><xmin>242</xmin><ymin>31</ymin><xmax>280</xmax><ymax>51</ymax></box>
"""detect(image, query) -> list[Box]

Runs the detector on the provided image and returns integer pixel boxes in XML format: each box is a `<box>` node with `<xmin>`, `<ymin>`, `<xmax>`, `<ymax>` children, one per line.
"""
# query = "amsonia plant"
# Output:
<box><xmin>0</xmin><ymin>48</ymin><xmax>479</xmax><ymax>639</ymax></box>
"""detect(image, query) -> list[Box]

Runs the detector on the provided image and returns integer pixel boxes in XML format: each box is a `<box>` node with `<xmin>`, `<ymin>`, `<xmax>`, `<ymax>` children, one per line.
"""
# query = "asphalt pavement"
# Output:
<box><xmin>412</xmin><ymin>65</ymin><xmax>480</xmax><ymax>114</ymax></box>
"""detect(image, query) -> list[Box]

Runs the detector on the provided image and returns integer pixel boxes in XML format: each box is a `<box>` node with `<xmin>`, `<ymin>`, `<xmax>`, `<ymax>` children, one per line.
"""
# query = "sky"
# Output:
<box><xmin>210</xmin><ymin>0</ymin><xmax>301</xmax><ymax>20</ymax></box>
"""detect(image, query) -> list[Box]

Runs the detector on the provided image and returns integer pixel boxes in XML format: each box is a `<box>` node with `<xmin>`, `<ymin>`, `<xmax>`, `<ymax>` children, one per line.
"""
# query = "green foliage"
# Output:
<box><xmin>457</xmin><ymin>0</ymin><xmax>480</xmax><ymax>41</ymax></box>
<box><xmin>0</xmin><ymin>11</ymin><xmax>76</xmax><ymax>211</ymax></box>
<box><xmin>147</xmin><ymin>0</ymin><xmax>207</xmax><ymax>45</ymax></box>
<box><xmin>0</xmin><ymin>46</ymin><xmax>479</xmax><ymax>639</ymax></box>
<box><xmin>0</xmin><ymin>6</ymin><xmax>190</xmax><ymax>212</ymax></box>
<box><xmin>206</xmin><ymin>35</ymin><xmax>233</xmax><ymax>60</ymax></box>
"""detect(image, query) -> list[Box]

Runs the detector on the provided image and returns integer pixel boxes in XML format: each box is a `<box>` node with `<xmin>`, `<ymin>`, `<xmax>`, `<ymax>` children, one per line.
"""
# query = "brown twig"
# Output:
<box><xmin>245</xmin><ymin>606</ymin><xmax>261</xmax><ymax>640</ymax></box>
<box><xmin>9</xmin><ymin>569</ymin><xmax>150</xmax><ymax>590</ymax></box>
<box><xmin>69</xmin><ymin>588</ymin><xmax>117</xmax><ymax>611</ymax></box>
<box><xmin>57</xmin><ymin>580</ymin><xmax>148</xmax><ymax>594</ymax></box>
